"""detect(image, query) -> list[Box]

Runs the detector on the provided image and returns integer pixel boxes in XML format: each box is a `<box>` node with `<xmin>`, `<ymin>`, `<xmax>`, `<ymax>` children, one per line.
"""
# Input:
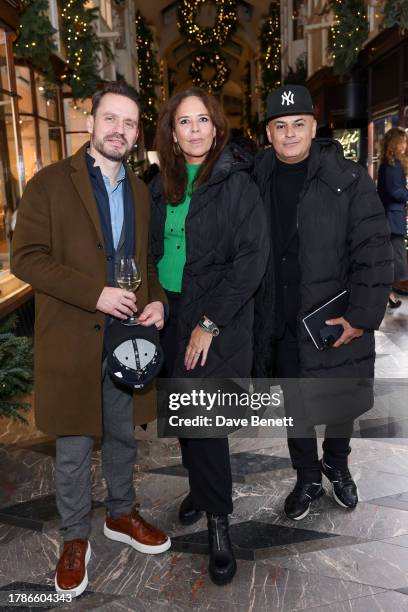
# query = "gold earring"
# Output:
<box><xmin>173</xmin><ymin>141</ymin><xmax>182</xmax><ymax>155</ymax></box>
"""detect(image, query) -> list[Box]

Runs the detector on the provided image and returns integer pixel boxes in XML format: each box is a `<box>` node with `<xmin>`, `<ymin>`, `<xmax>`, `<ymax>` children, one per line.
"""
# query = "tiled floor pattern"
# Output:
<box><xmin>0</xmin><ymin>296</ymin><xmax>407</xmax><ymax>611</ymax></box>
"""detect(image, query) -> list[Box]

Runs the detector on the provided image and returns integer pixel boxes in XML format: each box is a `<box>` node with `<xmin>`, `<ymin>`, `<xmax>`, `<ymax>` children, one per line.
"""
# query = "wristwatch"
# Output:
<box><xmin>199</xmin><ymin>315</ymin><xmax>220</xmax><ymax>336</ymax></box>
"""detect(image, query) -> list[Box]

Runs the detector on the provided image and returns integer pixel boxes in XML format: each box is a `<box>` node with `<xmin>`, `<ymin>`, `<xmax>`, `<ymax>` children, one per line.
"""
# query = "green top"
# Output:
<box><xmin>157</xmin><ymin>163</ymin><xmax>201</xmax><ymax>293</ymax></box>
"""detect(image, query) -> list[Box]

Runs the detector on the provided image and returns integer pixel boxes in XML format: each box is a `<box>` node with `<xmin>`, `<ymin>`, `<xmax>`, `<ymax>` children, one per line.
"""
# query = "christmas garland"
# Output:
<box><xmin>61</xmin><ymin>0</ymin><xmax>108</xmax><ymax>100</ymax></box>
<box><xmin>328</xmin><ymin>0</ymin><xmax>369</xmax><ymax>79</ymax></box>
<box><xmin>178</xmin><ymin>0</ymin><xmax>237</xmax><ymax>47</ymax></box>
<box><xmin>14</xmin><ymin>0</ymin><xmax>57</xmax><ymax>89</ymax></box>
<box><xmin>135</xmin><ymin>11</ymin><xmax>159</xmax><ymax>126</ymax></box>
<box><xmin>258</xmin><ymin>2</ymin><xmax>281</xmax><ymax>109</ymax></box>
<box><xmin>383</xmin><ymin>0</ymin><xmax>408</xmax><ymax>33</ymax></box>
<box><xmin>190</xmin><ymin>52</ymin><xmax>230</xmax><ymax>93</ymax></box>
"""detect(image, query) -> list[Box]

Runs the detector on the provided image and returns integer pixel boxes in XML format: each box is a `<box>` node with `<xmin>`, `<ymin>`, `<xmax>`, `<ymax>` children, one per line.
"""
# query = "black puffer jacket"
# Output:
<box><xmin>150</xmin><ymin>144</ymin><xmax>269</xmax><ymax>378</ymax></box>
<box><xmin>253</xmin><ymin>139</ymin><xmax>393</xmax><ymax>383</ymax></box>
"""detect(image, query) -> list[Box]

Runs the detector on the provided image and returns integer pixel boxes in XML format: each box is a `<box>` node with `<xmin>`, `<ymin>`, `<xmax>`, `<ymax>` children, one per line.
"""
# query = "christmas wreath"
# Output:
<box><xmin>178</xmin><ymin>0</ymin><xmax>237</xmax><ymax>47</ymax></box>
<box><xmin>190</xmin><ymin>52</ymin><xmax>230</xmax><ymax>92</ymax></box>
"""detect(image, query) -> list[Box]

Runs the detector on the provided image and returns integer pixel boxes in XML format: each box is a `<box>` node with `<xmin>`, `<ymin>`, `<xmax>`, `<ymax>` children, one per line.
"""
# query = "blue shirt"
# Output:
<box><xmin>102</xmin><ymin>164</ymin><xmax>126</xmax><ymax>249</ymax></box>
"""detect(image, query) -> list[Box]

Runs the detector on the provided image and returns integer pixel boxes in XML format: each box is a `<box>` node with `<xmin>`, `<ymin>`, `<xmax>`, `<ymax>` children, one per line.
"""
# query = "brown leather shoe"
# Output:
<box><xmin>54</xmin><ymin>539</ymin><xmax>91</xmax><ymax>597</ymax></box>
<box><xmin>103</xmin><ymin>505</ymin><xmax>171</xmax><ymax>554</ymax></box>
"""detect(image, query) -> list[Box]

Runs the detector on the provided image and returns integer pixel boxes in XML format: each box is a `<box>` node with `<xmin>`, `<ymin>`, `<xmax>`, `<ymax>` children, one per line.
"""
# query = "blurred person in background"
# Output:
<box><xmin>377</xmin><ymin>127</ymin><xmax>408</xmax><ymax>308</ymax></box>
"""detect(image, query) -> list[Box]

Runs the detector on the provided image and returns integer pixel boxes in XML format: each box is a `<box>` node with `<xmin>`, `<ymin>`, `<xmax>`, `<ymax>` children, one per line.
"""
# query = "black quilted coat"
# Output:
<box><xmin>252</xmin><ymin>139</ymin><xmax>393</xmax><ymax>421</ymax></box>
<box><xmin>150</xmin><ymin>144</ymin><xmax>269</xmax><ymax>378</ymax></box>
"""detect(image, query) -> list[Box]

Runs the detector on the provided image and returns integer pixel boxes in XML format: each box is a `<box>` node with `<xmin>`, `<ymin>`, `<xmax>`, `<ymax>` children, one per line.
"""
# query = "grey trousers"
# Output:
<box><xmin>55</xmin><ymin>362</ymin><xmax>137</xmax><ymax>540</ymax></box>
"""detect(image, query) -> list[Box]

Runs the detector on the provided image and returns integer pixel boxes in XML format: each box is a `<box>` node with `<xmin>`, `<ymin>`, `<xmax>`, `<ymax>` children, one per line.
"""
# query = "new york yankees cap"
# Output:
<box><xmin>105</xmin><ymin>319</ymin><xmax>164</xmax><ymax>389</ymax></box>
<box><xmin>265</xmin><ymin>85</ymin><xmax>314</xmax><ymax>123</ymax></box>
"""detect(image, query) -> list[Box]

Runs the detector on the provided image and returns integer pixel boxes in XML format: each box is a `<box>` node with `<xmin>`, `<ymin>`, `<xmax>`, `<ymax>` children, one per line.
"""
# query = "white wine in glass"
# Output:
<box><xmin>117</xmin><ymin>257</ymin><xmax>142</xmax><ymax>326</ymax></box>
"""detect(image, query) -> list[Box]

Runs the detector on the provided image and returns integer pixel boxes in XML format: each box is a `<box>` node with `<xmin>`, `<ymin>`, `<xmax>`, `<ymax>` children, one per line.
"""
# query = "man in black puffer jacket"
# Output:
<box><xmin>253</xmin><ymin>85</ymin><xmax>393</xmax><ymax>521</ymax></box>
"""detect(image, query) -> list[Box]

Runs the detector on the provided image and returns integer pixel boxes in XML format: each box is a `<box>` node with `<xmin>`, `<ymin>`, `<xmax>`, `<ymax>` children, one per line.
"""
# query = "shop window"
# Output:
<box><xmin>19</xmin><ymin>117</ymin><xmax>38</xmax><ymax>182</ymax></box>
<box><xmin>35</xmin><ymin>74</ymin><xmax>59</xmax><ymax>123</ymax></box>
<box><xmin>333</xmin><ymin>128</ymin><xmax>361</xmax><ymax>162</ymax></box>
<box><xmin>64</xmin><ymin>98</ymin><xmax>92</xmax><ymax>156</ymax></box>
<box><xmin>0</xmin><ymin>30</ymin><xmax>21</xmax><ymax>271</ymax></box>
<box><xmin>16</xmin><ymin>66</ymin><xmax>65</xmax><ymax>181</ymax></box>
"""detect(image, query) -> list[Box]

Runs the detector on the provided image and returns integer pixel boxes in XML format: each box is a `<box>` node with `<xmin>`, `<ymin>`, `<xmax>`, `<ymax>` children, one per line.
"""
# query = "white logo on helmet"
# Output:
<box><xmin>281</xmin><ymin>91</ymin><xmax>295</xmax><ymax>106</ymax></box>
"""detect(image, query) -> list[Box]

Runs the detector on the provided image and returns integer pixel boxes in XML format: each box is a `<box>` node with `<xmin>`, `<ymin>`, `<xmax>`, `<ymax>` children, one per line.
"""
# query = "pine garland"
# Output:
<box><xmin>383</xmin><ymin>0</ymin><xmax>408</xmax><ymax>33</ymax></box>
<box><xmin>14</xmin><ymin>0</ymin><xmax>57</xmax><ymax>87</ymax></box>
<box><xmin>0</xmin><ymin>316</ymin><xmax>33</xmax><ymax>423</ymax></box>
<box><xmin>61</xmin><ymin>0</ymin><xmax>108</xmax><ymax>100</ymax></box>
<box><xmin>258</xmin><ymin>2</ymin><xmax>281</xmax><ymax>110</ymax></box>
<box><xmin>135</xmin><ymin>11</ymin><xmax>159</xmax><ymax>126</ymax></box>
<box><xmin>328</xmin><ymin>0</ymin><xmax>369</xmax><ymax>79</ymax></box>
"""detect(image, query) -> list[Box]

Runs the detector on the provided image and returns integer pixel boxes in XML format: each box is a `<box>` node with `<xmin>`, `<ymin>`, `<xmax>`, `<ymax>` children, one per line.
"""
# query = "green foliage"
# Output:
<box><xmin>259</xmin><ymin>2</ymin><xmax>281</xmax><ymax>110</ymax></box>
<box><xmin>61</xmin><ymin>0</ymin><xmax>109</xmax><ymax>100</ymax></box>
<box><xmin>328</xmin><ymin>0</ymin><xmax>369</xmax><ymax>79</ymax></box>
<box><xmin>0</xmin><ymin>316</ymin><xmax>33</xmax><ymax>423</ymax></box>
<box><xmin>135</xmin><ymin>11</ymin><xmax>159</xmax><ymax>125</ymax></box>
<box><xmin>284</xmin><ymin>53</ymin><xmax>307</xmax><ymax>85</ymax></box>
<box><xmin>14</xmin><ymin>0</ymin><xmax>57</xmax><ymax>87</ymax></box>
<box><xmin>383</xmin><ymin>0</ymin><xmax>408</xmax><ymax>32</ymax></box>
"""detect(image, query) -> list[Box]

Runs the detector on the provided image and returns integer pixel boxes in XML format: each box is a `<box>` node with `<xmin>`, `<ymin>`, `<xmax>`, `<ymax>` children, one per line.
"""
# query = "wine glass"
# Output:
<box><xmin>117</xmin><ymin>257</ymin><xmax>142</xmax><ymax>326</ymax></box>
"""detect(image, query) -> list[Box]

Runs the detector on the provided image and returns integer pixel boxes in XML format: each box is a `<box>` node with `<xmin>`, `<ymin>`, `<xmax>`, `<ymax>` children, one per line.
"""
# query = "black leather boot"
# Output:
<box><xmin>178</xmin><ymin>493</ymin><xmax>203</xmax><ymax>525</ymax></box>
<box><xmin>206</xmin><ymin>513</ymin><xmax>237</xmax><ymax>585</ymax></box>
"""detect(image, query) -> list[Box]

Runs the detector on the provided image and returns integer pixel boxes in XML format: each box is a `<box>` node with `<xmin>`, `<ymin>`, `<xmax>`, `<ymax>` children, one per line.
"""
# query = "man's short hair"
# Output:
<box><xmin>91</xmin><ymin>81</ymin><xmax>142</xmax><ymax>117</ymax></box>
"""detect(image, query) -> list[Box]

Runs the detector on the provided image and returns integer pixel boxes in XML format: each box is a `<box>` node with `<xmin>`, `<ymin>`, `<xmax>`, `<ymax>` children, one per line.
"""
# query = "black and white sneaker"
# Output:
<box><xmin>320</xmin><ymin>459</ymin><xmax>358</xmax><ymax>509</ymax></box>
<box><xmin>284</xmin><ymin>481</ymin><xmax>325</xmax><ymax>521</ymax></box>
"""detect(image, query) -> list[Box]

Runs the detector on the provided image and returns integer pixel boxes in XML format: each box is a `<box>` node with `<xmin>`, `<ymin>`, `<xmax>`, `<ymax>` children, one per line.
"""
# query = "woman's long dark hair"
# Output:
<box><xmin>155</xmin><ymin>87</ymin><xmax>229</xmax><ymax>204</ymax></box>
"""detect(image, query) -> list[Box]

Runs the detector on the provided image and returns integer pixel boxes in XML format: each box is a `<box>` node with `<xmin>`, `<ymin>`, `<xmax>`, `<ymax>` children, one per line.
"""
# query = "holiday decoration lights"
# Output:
<box><xmin>328</xmin><ymin>0</ymin><xmax>369</xmax><ymax>78</ymax></box>
<box><xmin>190</xmin><ymin>51</ymin><xmax>230</xmax><ymax>92</ymax></box>
<box><xmin>135</xmin><ymin>11</ymin><xmax>159</xmax><ymax>125</ymax></box>
<box><xmin>178</xmin><ymin>0</ymin><xmax>237</xmax><ymax>47</ymax></box>
<box><xmin>258</xmin><ymin>2</ymin><xmax>281</xmax><ymax>109</ymax></box>
<box><xmin>61</xmin><ymin>0</ymin><xmax>108</xmax><ymax>100</ymax></box>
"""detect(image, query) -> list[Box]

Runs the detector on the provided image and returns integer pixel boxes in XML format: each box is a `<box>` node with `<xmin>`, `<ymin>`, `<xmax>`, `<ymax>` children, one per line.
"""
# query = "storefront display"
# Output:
<box><xmin>333</xmin><ymin>128</ymin><xmax>361</xmax><ymax>162</ymax></box>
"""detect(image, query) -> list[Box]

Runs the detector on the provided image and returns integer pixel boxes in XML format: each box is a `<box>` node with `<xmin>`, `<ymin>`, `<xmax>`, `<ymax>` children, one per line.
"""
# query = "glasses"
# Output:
<box><xmin>117</xmin><ymin>257</ymin><xmax>142</xmax><ymax>326</ymax></box>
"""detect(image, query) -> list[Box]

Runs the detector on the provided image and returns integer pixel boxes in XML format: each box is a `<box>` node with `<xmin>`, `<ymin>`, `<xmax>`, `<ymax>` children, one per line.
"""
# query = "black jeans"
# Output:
<box><xmin>275</xmin><ymin>325</ymin><xmax>353</xmax><ymax>482</ymax></box>
<box><xmin>160</xmin><ymin>291</ymin><xmax>233</xmax><ymax>515</ymax></box>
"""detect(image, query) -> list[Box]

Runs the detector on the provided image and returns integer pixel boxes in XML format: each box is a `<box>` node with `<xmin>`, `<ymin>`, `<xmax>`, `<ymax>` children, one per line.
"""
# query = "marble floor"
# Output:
<box><xmin>0</xmin><ymin>297</ymin><xmax>407</xmax><ymax>611</ymax></box>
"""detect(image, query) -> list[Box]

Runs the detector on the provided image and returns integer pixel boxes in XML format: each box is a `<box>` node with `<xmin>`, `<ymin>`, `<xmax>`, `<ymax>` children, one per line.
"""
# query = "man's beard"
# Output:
<box><xmin>92</xmin><ymin>133</ymin><xmax>134</xmax><ymax>162</ymax></box>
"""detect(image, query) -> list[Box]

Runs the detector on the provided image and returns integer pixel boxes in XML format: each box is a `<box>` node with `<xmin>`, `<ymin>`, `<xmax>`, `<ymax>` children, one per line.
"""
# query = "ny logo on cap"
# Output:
<box><xmin>281</xmin><ymin>90</ymin><xmax>295</xmax><ymax>106</ymax></box>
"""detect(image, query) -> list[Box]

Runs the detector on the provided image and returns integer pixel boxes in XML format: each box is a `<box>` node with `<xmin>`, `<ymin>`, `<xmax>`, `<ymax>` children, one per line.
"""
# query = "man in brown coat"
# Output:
<box><xmin>11</xmin><ymin>81</ymin><xmax>170</xmax><ymax>598</ymax></box>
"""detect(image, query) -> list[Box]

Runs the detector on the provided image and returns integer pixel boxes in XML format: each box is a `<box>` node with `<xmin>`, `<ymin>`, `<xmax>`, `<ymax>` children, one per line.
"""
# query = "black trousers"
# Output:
<box><xmin>160</xmin><ymin>291</ymin><xmax>233</xmax><ymax>515</ymax></box>
<box><xmin>275</xmin><ymin>326</ymin><xmax>353</xmax><ymax>482</ymax></box>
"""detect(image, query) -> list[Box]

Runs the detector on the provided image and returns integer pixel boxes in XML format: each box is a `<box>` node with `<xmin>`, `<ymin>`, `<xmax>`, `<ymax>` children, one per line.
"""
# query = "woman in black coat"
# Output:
<box><xmin>150</xmin><ymin>88</ymin><xmax>268</xmax><ymax>585</ymax></box>
<box><xmin>377</xmin><ymin>127</ymin><xmax>408</xmax><ymax>308</ymax></box>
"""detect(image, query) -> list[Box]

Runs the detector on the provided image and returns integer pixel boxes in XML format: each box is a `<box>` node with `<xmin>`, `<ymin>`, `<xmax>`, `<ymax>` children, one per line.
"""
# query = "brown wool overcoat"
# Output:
<box><xmin>11</xmin><ymin>143</ymin><xmax>166</xmax><ymax>437</ymax></box>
